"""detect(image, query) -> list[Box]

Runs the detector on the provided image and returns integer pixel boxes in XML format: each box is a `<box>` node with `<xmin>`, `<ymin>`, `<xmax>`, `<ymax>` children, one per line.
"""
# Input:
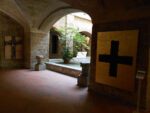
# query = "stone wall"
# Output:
<box><xmin>53</xmin><ymin>13</ymin><xmax>92</xmax><ymax>34</ymax></box>
<box><xmin>30</xmin><ymin>31</ymin><xmax>49</xmax><ymax>69</ymax></box>
<box><xmin>53</xmin><ymin>16</ymin><xmax>66</xmax><ymax>29</ymax></box>
<box><xmin>89</xmin><ymin>19</ymin><xmax>150</xmax><ymax>108</ymax></box>
<box><xmin>0</xmin><ymin>12</ymin><xmax>24</xmax><ymax>68</ymax></box>
<box><xmin>74</xmin><ymin>16</ymin><xmax>92</xmax><ymax>33</ymax></box>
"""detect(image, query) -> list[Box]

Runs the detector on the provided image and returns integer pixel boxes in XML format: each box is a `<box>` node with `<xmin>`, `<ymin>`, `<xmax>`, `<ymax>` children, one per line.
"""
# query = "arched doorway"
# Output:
<box><xmin>47</xmin><ymin>12</ymin><xmax>93</xmax><ymax>79</ymax></box>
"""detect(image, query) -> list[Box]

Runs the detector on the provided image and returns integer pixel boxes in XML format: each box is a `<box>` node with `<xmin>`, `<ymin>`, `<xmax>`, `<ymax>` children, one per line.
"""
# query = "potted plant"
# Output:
<box><xmin>62</xmin><ymin>47</ymin><xmax>73</xmax><ymax>64</ymax></box>
<box><xmin>56</xmin><ymin>27</ymin><xmax>90</xmax><ymax>63</ymax></box>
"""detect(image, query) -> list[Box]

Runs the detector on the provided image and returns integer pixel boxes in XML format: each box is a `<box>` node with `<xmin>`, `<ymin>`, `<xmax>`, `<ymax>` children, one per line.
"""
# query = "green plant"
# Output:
<box><xmin>56</xmin><ymin>26</ymin><xmax>90</xmax><ymax>61</ymax></box>
<box><xmin>62</xmin><ymin>47</ymin><xmax>73</xmax><ymax>60</ymax></box>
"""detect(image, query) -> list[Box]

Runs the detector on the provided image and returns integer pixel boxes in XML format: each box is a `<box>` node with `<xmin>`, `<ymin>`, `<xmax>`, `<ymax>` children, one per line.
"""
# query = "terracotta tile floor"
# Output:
<box><xmin>0</xmin><ymin>69</ymin><xmax>149</xmax><ymax>113</ymax></box>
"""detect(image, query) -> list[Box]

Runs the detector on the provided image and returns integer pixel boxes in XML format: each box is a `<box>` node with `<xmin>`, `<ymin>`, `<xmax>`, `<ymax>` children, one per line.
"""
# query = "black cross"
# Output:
<box><xmin>99</xmin><ymin>41</ymin><xmax>133</xmax><ymax>77</ymax></box>
<box><xmin>4</xmin><ymin>36</ymin><xmax>22</xmax><ymax>59</ymax></box>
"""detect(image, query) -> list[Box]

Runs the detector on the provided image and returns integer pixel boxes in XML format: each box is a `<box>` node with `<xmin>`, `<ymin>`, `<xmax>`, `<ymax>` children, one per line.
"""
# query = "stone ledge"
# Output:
<box><xmin>46</xmin><ymin>63</ymin><xmax>81</xmax><ymax>78</ymax></box>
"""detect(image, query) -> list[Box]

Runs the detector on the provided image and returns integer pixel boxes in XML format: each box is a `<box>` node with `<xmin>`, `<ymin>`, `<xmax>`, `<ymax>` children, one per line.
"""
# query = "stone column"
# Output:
<box><xmin>78</xmin><ymin>62</ymin><xmax>90</xmax><ymax>87</ymax></box>
<box><xmin>30</xmin><ymin>30</ymin><xmax>49</xmax><ymax>69</ymax></box>
<box><xmin>66</xmin><ymin>15</ymin><xmax>74</xmax><ymax>52</ymax></box>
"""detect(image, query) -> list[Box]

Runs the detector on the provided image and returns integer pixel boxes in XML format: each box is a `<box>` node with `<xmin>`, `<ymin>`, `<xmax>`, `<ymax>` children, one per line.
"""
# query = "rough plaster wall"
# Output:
<box><xmin>30</xmin><ymin>32</ymin><xmax>49</xmax><ymax>69</ymax></box>
<box><xmin>53</xmin><ymin>16</ymin><xmax>66</xmax><ymax>29</ymax></box>
<box><xmin>53</xmin><ymin>14</ymin><xmax>92</xmax><ymax>33</ymax></box>
<box><xmin>74</xmin><ymin>16</ymin><xmax>92</xmax><ymax>33</ymax></box>
<box><xmin>66</xmin><ymin>14</ymin><xmax>75</xmax><ymax>27</ymax></box>
<box><xmin>0</xmin><ymin>12</ymin><xmax>24</xmax><ymax>68</ymax></box>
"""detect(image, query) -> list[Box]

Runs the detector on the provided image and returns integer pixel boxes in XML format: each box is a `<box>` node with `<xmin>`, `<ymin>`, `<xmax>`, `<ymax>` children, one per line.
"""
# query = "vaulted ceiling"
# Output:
<box><xmin>0</xmin><ymin>0</ymin><xmax>75</xmax><ymax>30</ymax></box>
<box><xmin>0</xmin><ymin>0</ymin><xmax>150</xmax><ymax>32</ymax></box>
<box><xmin>15</xmin><ymin>0</ymin><xmax>70</xmax><ymax>28</ymax></box>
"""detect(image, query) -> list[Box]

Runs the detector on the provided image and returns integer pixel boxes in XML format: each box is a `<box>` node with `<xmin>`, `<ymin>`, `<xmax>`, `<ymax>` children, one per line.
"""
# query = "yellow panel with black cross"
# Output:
<box><xmin>96</xmin><ymin>30</ymin><xmax>139</xmax><ymax>92</ymax></box>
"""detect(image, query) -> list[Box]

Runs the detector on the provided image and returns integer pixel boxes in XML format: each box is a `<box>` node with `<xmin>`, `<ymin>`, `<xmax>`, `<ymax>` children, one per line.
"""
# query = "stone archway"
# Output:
<box><xmin>44</xmin><ymin>11</ymin><xmax>93</xmax><ymax>79</ymax></box>
<box><xmin>38</xmin><ymin>8</ymin><xmax>82</xmax><ymax>32</ymax></box>
<box><xmin>29</xmin><ymin>8</ymin><xmax>92</xmax><ymax>69</ymax></box>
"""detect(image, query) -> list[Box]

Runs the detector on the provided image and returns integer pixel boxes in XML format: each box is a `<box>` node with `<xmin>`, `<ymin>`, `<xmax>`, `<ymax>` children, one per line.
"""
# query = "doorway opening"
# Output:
<box><xmin>46</xmin><ymin>12</ymin><xmax>92</xmax><ymax>79</ymax></box>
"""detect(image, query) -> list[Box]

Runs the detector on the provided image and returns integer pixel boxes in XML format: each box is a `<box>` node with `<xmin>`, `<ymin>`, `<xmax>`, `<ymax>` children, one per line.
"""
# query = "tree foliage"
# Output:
<box><xmin>56</xmin><ymin>26</ymin><xmax>90</xmax><ymax>56</ymax></box>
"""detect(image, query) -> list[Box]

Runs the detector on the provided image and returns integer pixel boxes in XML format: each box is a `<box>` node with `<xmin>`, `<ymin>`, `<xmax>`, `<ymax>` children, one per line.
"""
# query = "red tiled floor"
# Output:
<box><xmin>0</xmin><ymin>69</ymin><xmax>149</xmax><ymax>113</ymax></box>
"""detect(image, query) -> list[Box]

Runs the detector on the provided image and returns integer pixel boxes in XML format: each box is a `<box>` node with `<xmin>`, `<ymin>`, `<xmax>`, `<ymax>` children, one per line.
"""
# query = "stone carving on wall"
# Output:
<box><xmin>4</xmin><ymin>36</ymin><xmax>23</xmax><ymax>60</ymax></box>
